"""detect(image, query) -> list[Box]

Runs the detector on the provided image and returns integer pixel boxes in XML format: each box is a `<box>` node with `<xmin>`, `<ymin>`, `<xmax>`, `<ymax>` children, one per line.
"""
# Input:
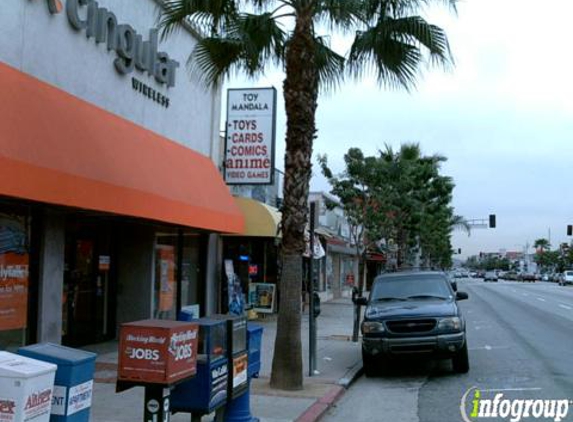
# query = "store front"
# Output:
<box><xmin>222</xmin><ymin>198</ymin><xmax>281</xmax><ymax>315</ymax></box>
<box><xmin>0</xmin><ymin>0</ymin><xmax>244</xmax><ymax>349</ymax></box>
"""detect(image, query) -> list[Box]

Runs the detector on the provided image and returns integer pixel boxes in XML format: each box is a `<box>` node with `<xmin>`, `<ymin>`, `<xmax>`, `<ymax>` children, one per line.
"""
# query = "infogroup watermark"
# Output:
<box><xmin>460</xmin><ymin>387</ymin><xmax>572</xmax><ymax>422</ymax></box>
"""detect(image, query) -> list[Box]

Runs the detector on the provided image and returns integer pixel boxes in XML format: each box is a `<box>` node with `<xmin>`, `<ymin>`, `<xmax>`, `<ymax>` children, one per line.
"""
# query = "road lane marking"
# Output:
<box><xmin>469</xmin><ymin>345</ymin><xmax>509</xmax><ymax>351</ymax></box>
<box><xmin>481</xmin><ymin>388</ymin><xmax>542</xmax><ymax>392</ymax></box>
<box><xmin>559</xmin><ymin>304</ymin><xmax>573</xmax><ymax>310</ymax></box>
<box><xmin>536</xmin><ymin>297</ymin><xmax>546</xmax><ymax>302</ymax></box>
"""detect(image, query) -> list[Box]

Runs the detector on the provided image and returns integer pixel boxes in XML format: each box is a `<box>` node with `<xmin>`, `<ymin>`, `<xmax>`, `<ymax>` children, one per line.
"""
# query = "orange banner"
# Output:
<box><xmin>0</xmin><ymin>252</ymin><xmax>29</xmax><ymax>330</ymax></box>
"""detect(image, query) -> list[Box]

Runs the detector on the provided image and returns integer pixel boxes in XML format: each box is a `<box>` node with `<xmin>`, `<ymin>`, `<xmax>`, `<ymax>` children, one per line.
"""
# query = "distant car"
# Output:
<box><xmin>518</xmin><ymin>272</ymin><xmax>536</xmax><ymax>282</ymax></box>
<box><xmin>356</xmin><ymin>271</ymin><xmax>470</xmax><ymax>376</ymax></box>
<box><xmin>559</xmin><ymin>271</ymin><xmax>573</xmax><ymax>286</ymax></box>
<box><xmin>504</xmin><ymin>271</ymin><xmax>518</xmax><ymax>281</ymax></box>
<box><xmin>484</xmin><ymin>271</ymin><xmax>498</xmax><ymax>282</ymax></box>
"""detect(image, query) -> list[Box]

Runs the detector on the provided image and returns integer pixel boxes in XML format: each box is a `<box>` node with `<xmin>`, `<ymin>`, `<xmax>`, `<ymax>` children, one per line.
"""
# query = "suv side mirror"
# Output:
<box><xmin>354</xmin><ymin>296</ymin><xmax>368</xmax><ymax>306</ymax></box>
<box><xmin>456</xmin><ymin>291</ymin><xmax>469</xmax><ymax>301</ymax></box>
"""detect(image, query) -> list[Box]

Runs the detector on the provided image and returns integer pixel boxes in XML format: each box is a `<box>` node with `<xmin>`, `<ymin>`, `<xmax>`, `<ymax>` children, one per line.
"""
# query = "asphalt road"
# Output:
<box><xmin>322</xmin><ymin>279</ymin><xmax>573</xmax><ymax>422</ymax></box>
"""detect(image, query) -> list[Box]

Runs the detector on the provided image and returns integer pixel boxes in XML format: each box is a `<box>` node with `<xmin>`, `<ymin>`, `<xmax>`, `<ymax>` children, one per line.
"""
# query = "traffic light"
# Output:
<box><xmin>458</xmin><ymin>248</ymin><xmax>462</xmax><ymax>254</ymax></box>
<box><xmin>489</xmin><ymin>214</ymin><xmax>496</xmax><ymax>228</ymax></box>
<box><xmin>568</xmin><ymin>225</ymin><xmax>572</xmax><ymax>236</ymax></box>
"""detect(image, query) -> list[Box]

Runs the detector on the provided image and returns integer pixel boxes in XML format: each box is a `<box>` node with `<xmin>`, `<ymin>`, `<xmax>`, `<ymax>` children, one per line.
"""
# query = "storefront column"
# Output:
<box><xmin>116</xmin><ymin>223</ymin><xmax>155</xmax><ymax>328</ymax></box>
<box><xmin>205</xmin><ymin>233</ymin><xmax>222</xmax><ymax>315</ymax></box>
<box><xmin>37</xmin><ymin>211</ymin><xmax>65</xmax><ymax>343</ymax></box>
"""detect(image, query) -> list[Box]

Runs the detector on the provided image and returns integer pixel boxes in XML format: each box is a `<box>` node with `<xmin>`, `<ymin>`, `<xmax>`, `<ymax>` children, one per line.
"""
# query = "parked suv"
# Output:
<box><xmin>355</xmin><ymin>271</ymin><xmax>469</xmax><ymax>376</ymax></box>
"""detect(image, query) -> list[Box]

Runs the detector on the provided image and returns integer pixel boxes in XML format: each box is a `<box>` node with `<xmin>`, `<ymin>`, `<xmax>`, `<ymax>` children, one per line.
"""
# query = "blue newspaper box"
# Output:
<box><xmin>18</xmin><ymin>343</ymin><xmax>96</xmax><ymax>422</ymax></box>
<box><xmin>246</xmin><ymin>323</ymin><xmax>263</xmax><ymax>379</ymax></box>
<box><xmin>171</xmin><ymin>318</ymin><xmax>229</xmax><ymax>415</ymax></box>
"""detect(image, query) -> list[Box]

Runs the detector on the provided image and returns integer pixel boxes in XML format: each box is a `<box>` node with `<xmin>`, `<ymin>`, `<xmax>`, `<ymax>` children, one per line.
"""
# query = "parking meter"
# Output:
<box><xmin>312</xmin><ymin>292</ymin><xmax>321</xmax><ymax>318</ymax></box>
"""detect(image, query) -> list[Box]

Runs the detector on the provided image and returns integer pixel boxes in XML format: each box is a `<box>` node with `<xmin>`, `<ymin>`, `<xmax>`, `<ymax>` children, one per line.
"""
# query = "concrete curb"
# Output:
<box><xmin>295</xmin><ymin>361</ymin><xmax>363</xmax><ymax>422</ymax></box>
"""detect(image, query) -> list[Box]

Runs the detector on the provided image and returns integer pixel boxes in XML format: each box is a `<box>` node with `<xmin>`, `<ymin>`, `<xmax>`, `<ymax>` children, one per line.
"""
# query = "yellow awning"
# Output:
<box><xmin>233</xmin><ymin>197</ymin><xmax>281</xmax><ymax>237</ymax></box>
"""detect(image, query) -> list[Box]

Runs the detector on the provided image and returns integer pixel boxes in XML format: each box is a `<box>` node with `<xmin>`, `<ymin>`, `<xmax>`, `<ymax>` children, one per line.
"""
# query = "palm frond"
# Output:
<box><xmin>313</xmin><ymin>36</ymin><xmax>346</xmax><ymax>93</ymax></box>
<box><xmin>388</xmin><ymin>16</ymin><xmax>452</xmax><ymax>67</ymax></box>
<box><xmin>347</xmin><ymin>7</ymin><xmax>453</xmax><ymax>90</ymax></box>
<box><xmin>228</xmin><ymin>13</ymin><xmax>287</xmax><ymax>73</ymax></box>
<box><xmin>451</xmin><ymin>215</ymin><xmax>470</xmax><ymax>236</ymax></box>
<box><xmin>361</xmin><ymin>0</ymin><xmax>457</xmax><ymax>21</ymax></box>
<box><xmin>187</xmin><ymin>12</ymin><xmax>286</xmax><ymax>86</ymax></box>
<box><xmin>314</xmin><ymin>0</ymin><xmax>363</xmax><ymax>31</ymax></box>
<box><xmin>158</xmin><ymin>0</ymin><xmax>240</xmax><ymax>38</ymax></box>
<box><xmin>348</xmin><ymin>24</ymin><xmax>422</xmax><ymax>90</ymax></box>
<box><xmin>188</xmin><ymin>37</ymin><xmax>245</xmax><ymax>86</ymax></box>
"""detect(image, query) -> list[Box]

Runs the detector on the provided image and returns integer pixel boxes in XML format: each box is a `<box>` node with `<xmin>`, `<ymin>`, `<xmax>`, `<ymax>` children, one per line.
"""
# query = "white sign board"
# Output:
<box><xmin>225</xmin><ymin>88</ymin><xmax>277</xmax><ymax>185</ymax></box>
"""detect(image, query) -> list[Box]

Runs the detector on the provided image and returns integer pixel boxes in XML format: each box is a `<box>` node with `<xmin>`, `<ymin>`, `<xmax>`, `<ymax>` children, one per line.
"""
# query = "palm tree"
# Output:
<box><xmin>534</xmin><ymin>238</ymin><xmax>551</xmax><ymax>253</ymax></box>
<box><xmin>451</xmin><ymin>215</ymin><xmax>471</xmax><ymax>236</ymax></box>
<box><xmin>158</xmin><ymin>0</ymin><xmax>456</xmax><ymax>390</ymax></box>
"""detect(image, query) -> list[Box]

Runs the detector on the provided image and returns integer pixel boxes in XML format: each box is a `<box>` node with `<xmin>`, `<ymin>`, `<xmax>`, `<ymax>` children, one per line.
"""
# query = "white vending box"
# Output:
<box><xmin>0</xmin><ymin>351</ymin><xmax>57</xmax><ymax>422</ymax></box>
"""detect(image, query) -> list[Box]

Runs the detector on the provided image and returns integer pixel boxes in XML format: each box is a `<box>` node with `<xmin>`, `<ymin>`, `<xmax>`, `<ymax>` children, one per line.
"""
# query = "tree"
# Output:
<box><xmin>319</xmin><ymin>143</ymin><xmax>458</xmax><ymax>272</ymax></box>
<box><xmin>533</xmin><ymin>238</ymin><xmax>551</xmax><ymax>253</ymax></box>
<box><xmin>158</xmin><ymin>0</ymin><xmax>456</xmax><ymax>390</ymax></box>
<box><xmin>318</xmin><ymin>148</ymin><xmax>398</xmax><ymax>290</ymax></box>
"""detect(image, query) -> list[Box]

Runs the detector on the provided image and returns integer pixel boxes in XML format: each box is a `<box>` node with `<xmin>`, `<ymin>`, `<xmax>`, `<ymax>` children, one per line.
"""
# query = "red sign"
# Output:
<box><xmin>118</xmin><ymin>319</ymin><xmax>199</xmax><ymax>384</ymax></box>
<box><xmin>248</xmin><ymin>264</ymin><xmax>258</xmax><ymax>276</ymax></box>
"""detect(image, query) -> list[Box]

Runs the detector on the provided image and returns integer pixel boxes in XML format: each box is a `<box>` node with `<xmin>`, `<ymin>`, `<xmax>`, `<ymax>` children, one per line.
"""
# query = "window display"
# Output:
<box><xmin>0</xmin><ymin>206</ymin><xmax>31</xmax><ymax>350</ymax></box>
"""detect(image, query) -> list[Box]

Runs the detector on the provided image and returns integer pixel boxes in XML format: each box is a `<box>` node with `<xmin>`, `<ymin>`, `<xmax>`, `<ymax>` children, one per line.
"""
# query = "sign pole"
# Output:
<box><xmin>308</xmin><ymin>202</ymin><xmax>317</xmax><ymax>376</ymax></box>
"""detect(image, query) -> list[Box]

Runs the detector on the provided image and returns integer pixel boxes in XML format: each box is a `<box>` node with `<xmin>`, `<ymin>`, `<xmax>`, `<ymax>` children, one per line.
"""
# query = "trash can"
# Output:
<box><xmin>0</xmin><ymin>351</ymin><xmax>57</xmax><ymax>422</ymax></box>
<box><xmin>18</xmin><ymin>343</ymin><xmax>97</xmax><ymax>422</ymax></box>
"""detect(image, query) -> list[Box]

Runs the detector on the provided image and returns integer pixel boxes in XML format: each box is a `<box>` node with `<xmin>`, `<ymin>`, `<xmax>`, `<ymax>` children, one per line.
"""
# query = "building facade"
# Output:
<box><xmin>0</xmin><ymin>0</ymin><xmax>243</xmax><ymax>350</ymax></box>
<box><xmin>309</xmin><ymin>192</ymin><xmax>359</xmax><ymax>300</ymax></box>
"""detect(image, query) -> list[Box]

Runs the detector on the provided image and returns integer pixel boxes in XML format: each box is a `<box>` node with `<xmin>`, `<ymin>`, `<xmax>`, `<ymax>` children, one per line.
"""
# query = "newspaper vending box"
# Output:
<box><xmin>171</xmin><ymin>318</ymin><xmax>228</xmax><ymax>417</ymax></box>
<box><xmin>18</xmin><ymin>343</ymin><xmax>97</xmax><ymax>422</ymax></box>
<box><xmin>211</xmin><ymin>314</ymin><xmax>248</xmax><ymax>400</ymax></box>
<box><xmin>117</xmin><ymin>319</ymin><xmax>199</xmax><ymax>422</ymax></box>
<box><xmin>0</xmin><ymin>351</ymin><xmax>57</xmax><ymax>422</ymax></box>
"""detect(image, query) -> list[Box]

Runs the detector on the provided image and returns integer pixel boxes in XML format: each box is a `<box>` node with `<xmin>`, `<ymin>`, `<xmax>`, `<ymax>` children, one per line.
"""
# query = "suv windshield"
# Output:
<box><xmin>371</xmin><ymin>275</ymin><xmax>452</xmax><ymax>301</ymax></box>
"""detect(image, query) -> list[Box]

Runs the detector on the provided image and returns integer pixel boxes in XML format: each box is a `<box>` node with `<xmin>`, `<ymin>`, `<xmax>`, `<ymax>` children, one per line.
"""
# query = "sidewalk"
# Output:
<box><xmin>86</xmin><ymin>297</ymin><xmax>363</xmax><ymax>422</ymax></box>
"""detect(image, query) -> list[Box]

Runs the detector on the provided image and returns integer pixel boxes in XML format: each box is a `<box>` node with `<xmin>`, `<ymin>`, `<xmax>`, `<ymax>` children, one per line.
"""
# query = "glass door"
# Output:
<box><xmin>63</xmin><ymin>219</ymin><xmax>114</xmax><ymax>346</ymax></box>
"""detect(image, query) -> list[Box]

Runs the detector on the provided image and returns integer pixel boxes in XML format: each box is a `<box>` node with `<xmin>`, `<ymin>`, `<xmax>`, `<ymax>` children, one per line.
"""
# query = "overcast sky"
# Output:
<box><xmin>222</xmin><ymin>0</ymin><xmax>573</xmax><ymax>259</ymax></box>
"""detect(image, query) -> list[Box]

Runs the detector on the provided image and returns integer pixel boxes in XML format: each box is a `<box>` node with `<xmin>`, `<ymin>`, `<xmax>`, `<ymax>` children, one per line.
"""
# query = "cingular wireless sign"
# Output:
<box><xmin>45</xmin><ymin>0</ymin><xmax>179</xmax><ymax>87</ymax></box>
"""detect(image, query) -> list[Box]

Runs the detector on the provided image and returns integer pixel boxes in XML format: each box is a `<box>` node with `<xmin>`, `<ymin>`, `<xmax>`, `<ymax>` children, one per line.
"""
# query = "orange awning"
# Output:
<box><xmin>0</xmin><ymin>62</ymin><xmax>243</xmax><ymax>233</ymax></box>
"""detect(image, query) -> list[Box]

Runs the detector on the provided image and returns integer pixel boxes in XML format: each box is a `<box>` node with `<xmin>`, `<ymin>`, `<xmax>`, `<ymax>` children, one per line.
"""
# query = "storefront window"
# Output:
<box><xmin>0</xmin><ymin>205</ymin><xmax>31</xmax><ymax>350</ymax></box>
<box><xmin>154</xmin><ymin>232</ymin><xmax>178</xmax><ymax>320</ymax></box>
<box><xmin>154</xmin><ymin>230</ymin><xmax>202</xmax><ymax>320</ymax></box>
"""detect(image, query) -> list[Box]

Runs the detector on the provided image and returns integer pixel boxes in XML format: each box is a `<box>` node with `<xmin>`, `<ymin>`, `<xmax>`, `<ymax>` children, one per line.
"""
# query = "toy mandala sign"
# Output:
<box><xmin>224</xmin><ymin>88</ymin><xmax>277</xmax><ymax>185</ymax></box>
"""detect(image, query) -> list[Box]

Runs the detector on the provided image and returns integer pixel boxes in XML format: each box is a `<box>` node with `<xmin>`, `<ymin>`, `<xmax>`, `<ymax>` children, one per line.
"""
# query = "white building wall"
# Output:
<box><xmin>0</xmin><ymin>0</ymin><xmax>220</xmax><ymax>157</ymax></box>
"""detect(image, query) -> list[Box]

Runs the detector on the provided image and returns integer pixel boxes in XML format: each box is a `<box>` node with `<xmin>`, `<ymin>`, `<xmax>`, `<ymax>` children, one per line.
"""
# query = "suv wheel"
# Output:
<box><xmin>362</xmin><ymin>350</ymin><xmax>378</xmax><ymax>377</ymax></box>
<box><xmin>452</xmin><ymin>342</ymin><xmax>470</xmax><ymax>374</ymax></box>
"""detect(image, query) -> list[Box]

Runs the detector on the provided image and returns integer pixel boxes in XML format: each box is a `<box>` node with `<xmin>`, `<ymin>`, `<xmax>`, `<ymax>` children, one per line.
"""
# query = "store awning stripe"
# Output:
<box><xmin>0</xmin><ymin>62</ymin><xmax>243</xmax><ymax>233</ymax></box>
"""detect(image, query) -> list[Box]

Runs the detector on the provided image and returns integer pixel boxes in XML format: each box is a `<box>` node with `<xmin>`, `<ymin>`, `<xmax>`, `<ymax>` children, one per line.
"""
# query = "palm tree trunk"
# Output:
<box><xmin>270</xmin><ymin>11</ymin><xmax>317</xmax><ymax>391</ymax></box>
